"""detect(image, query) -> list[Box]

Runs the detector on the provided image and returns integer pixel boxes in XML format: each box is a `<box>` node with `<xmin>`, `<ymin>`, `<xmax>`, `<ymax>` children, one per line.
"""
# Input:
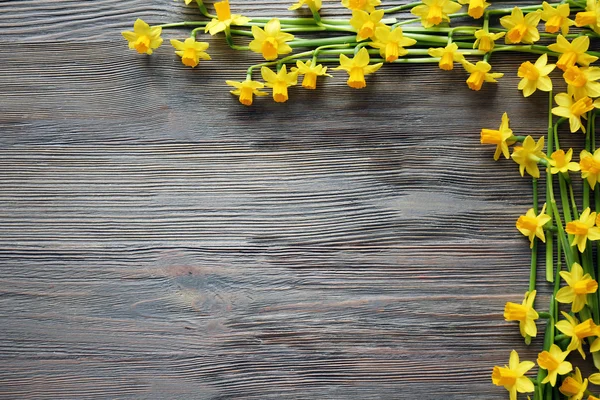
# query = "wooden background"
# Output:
<box><xmin>0</xmin><ymin>0</ymin><xmax>588</xmax><ymax>398</ymax></box>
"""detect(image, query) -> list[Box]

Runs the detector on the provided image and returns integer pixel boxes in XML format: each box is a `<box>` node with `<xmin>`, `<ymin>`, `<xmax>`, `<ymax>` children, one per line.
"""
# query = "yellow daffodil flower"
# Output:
<box><xmin>205</xmin><ymin>0</ymin><xmax>250</xmax><ymax>35</ymax></box>
<box><xmin>550</xmin><ymin>149</ymin><xmax>581</xmax><ymax>174</ymax></box>
<box><xmin>548</xmin><ymin>35</ymin><xmax>599</xmax><ymax>71</ymax></box>
<box><xmin>462</xmin><ymin>60</ymin><xmax>504</xmax><ymax>91</ymax></box>
<box><xmin>341</xmin><ymin>0</ymin><xmax>381</xmax><ymax>13</ymax></box>
<box><xmin>541</xmin><ymin>1</ymin><xmax>575</xmax><ymax>35</ymax></box>
<box><xmin>350</xmin><ymin>10</ymin><xmax>386</xmax><ymax>41</ymax></box>
<box><xmin>517</xmin><ymin>54</ymin><xmax>555</xmax><ymax>98</ymax></box>
<box><xmin>555</xmin><ymin>312</ymin><xmax>597</xmax><ymax>359</ymax></box>
<box><xmin>492</xmin><ymin>350</ymin><xmax>535</xmax><ymax>400</ymax></box>
<box><xmin>289</xmin><ymin>0</ymin><xmax>322</xmax><ymax>11</ymax></box>
<box><xmin>576</xmin><ymin>0</ymin><xmax>600</xmax><ymax>33</ymax></box>
<box><xmin>511</xmin><ymin>135</ymin><xmax>545</xmax><ymax>178</ymax></box>
<box><xmin>537</xmin><ymin>344</ymin><xmax>573</xmax><ymax>386</ymax></box>
<box><xmin>480</xmin><ymin>112</ymin><xmax>515</xmax><ymax>161</ymax></box>
<box><xmin>292</xmin><ymin>60</ymin><xmax>331</xmax><ymax>89</ymax></box>
<box><xmin>473</xmin><ymin>29</ymin><xmax>505</xmax><ymax>53</ymax></box>
<box><xmin>559</xmin><ymin>368</ymin><xmax>588</xmax><ymax>400</ymax></box>
<box><xmin>261</xmin><ymin>65</ymin><xmax>298</xmax><ymax>103</ymax></box>
<box><xmin>552</xmin><ymin>93</ymin><xmax>594</xmax><ymax>133</ymax></box>
<box><xmin>580</xmin><ymin>148</ymin><xmax>600</xmax><ymax>189</ymax></box>
<box><xmin>457</xmin><ymin>0</ymin><xmax>490</xmax><ymax>19</ymax></box>
<box><xmin>170</xmin><ymin>38</ymin><xmax>211</xmax><ymax>68</ymax></box>
<box><xmin>564</xmin><ymin>66</ymin><xmax>600</xmax><ymax>100</ymax></box>
<box><xmin>557</xmin><ymin>261</ymin><xmax>599</xmax><ymax>312</ymax></box>
<box><xmin>333</xmin><ymin>47</ymin><xmax>383</xmax><ymax>89</ymax></box>
<box><xmin>249</xmin><ymin>19</ymin><xmax>294</xmax><ymax>61</ymax></box>
<box><xmin>411</xmin><ymin>0</ymin><xmax>462</xmax><ymax>28</ymax></box>
<box><xmin>516</xmin><ymin>204</ymin><xmax>551</xmax><ymax>248</ymax></box>
<box><xmin>504</xmin><ymin>291</ymin><xmax>539</xmax><ymax>338</ymax></box>
<box><xmin>500</xmin><ymin>7</ymin><xmax>542</xmax><ymax>44</ymax></box>
<box><xmin>566</xmin><ymin>208</ymin><xmax>600</xmax><ymax>252</ymax></box>
<box><xmin>226</xmin><ymin>79</ymin><xmax>268</xmax><ymax>106</ymax></box>
<box><xmin>370</xmin><ymin>26</ymin><xmax>417</xmax><ymax>62</ymax></box>
<box><xmin>428</xmin><ymin>43</ymin><xmax>464</xmax><ymax>71</ymax></box>
<box><xmin>122</xmin><ymin>19</ymin><xmax>163</xmax><ymax>55</ymax></box>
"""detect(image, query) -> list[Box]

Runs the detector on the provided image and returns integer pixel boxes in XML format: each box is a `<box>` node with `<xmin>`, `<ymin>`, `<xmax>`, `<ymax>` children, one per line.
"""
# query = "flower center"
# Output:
<box><xmin>517</xmin><ymin>216</ymin><xmax>540</xmax><ymax>233</ymax></box>
<box><xmin>439</xmin><ymin>51</ymin><xmax>454</xmax><ymax>70</ymax></box>
<box><xmin>468</xmin><ymin>0</ymin><xmax>484</xmax><ymax>19</ymax></box>
<box><xmin>385</xmin><ymin>42</ymin><xmax>399</xmax><ymax>62</ymax></box>
<box><xmin>478</xmin><ymin>36</ymin><xmax>493</xmax><ymax>52</ymax></box>
<box><xmin>581</xmin><ymin>157</ymin><xmax>600</xmax><ymax>174</ymax></box>
<box><xmin>480</xmin><ymin>129</ymin><xmax>503</xmax><ymax>145</ymax></box>
<box><xmin>507</xmin><ymin>24</ymin><xmax>527</xmax><ymax>43</ymax></box>
<box><xmin>571</xmin><ymin>97</ymin><xmax>594</xmax><ymax>117</ymax></box>
<box><xmin>564</xmin><ymin>66</ymin><xmax>588</xmax><ymax>88</ymax></box>
<box><xmin>215</xmin><ymin>0</ymin><xmax>232</xmax><ymax>21</ymax></box>
<box><xmin>518</xmin><ymin>61</ymin><xmax>540</xmax><ymax>81</ymax></box>
<box><xmin>349</xmin><ymin>0</ymin><xmax>366</xmax><ymax>10</ymax></box>
<box><xmin>359</xmin><ymin>20</ymin><xmax>375</xmax><ymax>39</ymax></box>
<box><xmin>574</xmin><ymin>319</ymin><xmax>597</xmax><ymax>338</ymax></box>
<box><xmin>545</xmin><ymin>15</ymin><xmax>562</xmax><ymax>33</ymax></box>
<box><xmin>427</xmin><ymin>5</ymin><xmax>443</xmax><ymax>25</ymax></box>
<box><xmin>348</xmin><ymin>66</ymin><xmax>366</xmax><ymax>89</ymax></box>
<box><xmin>551</xmin><ymin>150</ymin><xmax>567</xmax><ymax>168</ymax></box>
<box><xmin>504</xmin><ymin>302</ymin><xmax>528</xmax><ymax>321</ymax></box>
<box><xmin>181</xmin><ymin>48</ymin><xmax>198</xmax><ymax>67</ymax></box>
<box><xmin>573</xmin><ymin>279</ymin><xmax>598</xmax><ymax>295</ymax></box>
<box><xmin>557</xmin><ymin>51</ymin><xmax>578</xmax><ymax>71</ymax></box>
<box><xmin>239</xmin><ymin>86</ymin><xmax>254</xmax><ymax>106</ymax></box>
<box><xmin>492</xmin><ymin>366</ymin><xmax>517</xmax><ymax>387</ymax></box>
<box><xmin>466</xmin><ymin>70</ymin><xmax>485</xmax><ymax>91</ymax></box>
<box><xmin>560</xmin><ymin>377</ymin><xmax>582</xmax><ymax>396</ymax></box>
<box><xmin>134</xmin><ymin>35</ymin><xmax>151</xmax><ymax>54</ymax></box>
<box><xmin>302</xmin><ymin>72</ymin><xmax>317</xmax><ymax>89</ymax></box>
<box><xmin>273</xmin><ymin>81</ymin><xmax>289</xmax><ymax>103</ymax></box>
<box><xmin>566</xmin><ymin>221</ymin><xmax>590</xmax><ymax>236</ymax></box>
<box><xmin>261</xmin><ymin>37</ymin><xmax>279</xmax><ymax>60</ymax></box>
<box><xmin>575</xmin><ymin>10</ymin><xmax>598</xmax><ymax>27</ymax></box>
<box><xmin>538</xmin><ymin>351</ymin><xmax>560</xmax><ymax>371</ymax></box>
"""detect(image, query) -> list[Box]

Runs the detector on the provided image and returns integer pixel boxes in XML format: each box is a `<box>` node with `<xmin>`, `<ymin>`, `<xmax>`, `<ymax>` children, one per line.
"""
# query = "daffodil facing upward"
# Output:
<box><xmin>517</xmin><ymin>54</ymin><xmax>555</xmax><ymax>98</ymax></box>
<box><xmin>556</xmin><ymin>261</ymin><xmax>598</xmax><ymax>312</ymax></box>
<box><xmin>457</xmin><ymin>0</ymin><xmax>490</xmax><ymax>19</ymax></box>
<box><xmin>565</xmin><ymin>208</ymin><xmax>600</xmax><ymax>253</ymax></box>
<box><xmin>564</xmin><ymin>66</ymin><xmax>600</xmax><ymax>100</ymax></box>
<box><xmin>292</xmin><ymin>60</ymin><xmax>331</xmax><ymax>89</ymax></box>
<box><xmin>333</xmin><ymin>47</ymin><xmax>383</xmax><ymax>89</ymax></box>
<box><xmin>504</xmin><ymin>291</ymin><xmax>539</xmax><ymax>338</ymax></box>
<box><xmin>500</xmin><ymin>7</ymin><xmax>542</xmax><ymax>44</ymax></box>
<box><xmin>261</xmin><ymin>65</ymin><xmax>298</xmax><ymax>103</ymax></box>
<box><xmin>170</xmin><ymin>38</ymin><xmax>211</xmax><ymax>68</ymax></box>
<box><xmin>411</xmin><ymin>0</ymin><xmax>462</xmax><ymax>29</ymax></box>
<box><xmin>491</xmin><ymin>350</ymin><xmax>535</xmax><ymax>400</ymax></box>
<box><xmin>428</xmin><ymin>43</ymin><xmax>464</xmax><ymax>71</ymax></box>
<box><xmin>341</xmin><ymin>0</ymin><xmax>381</xmax><ymax>13</ymax></box>
<box><xmin>473</xmin><ymin>29</ymin><xmax>505</xmax><ymax>53</ymax></box>
<box><xmin>462</xmin><ymin>60</ymin><xmax>504</xmax><ymax>91</ymax></box>
<box><xmin>551</xmin><ymin>93</ymin><xmax>594</xmax><ymax>133</ymax></box>
<box><xmin>370</xmin><ymin>26</ymin><xmax>417</xmax><ymax>62</ymax></box>
<box><xmin>559</xmin><ymin>367</ymin><xmax>588</xmax><ymax>400</ymax></box>
<box><xmin>511</xmin><ymin>135</ymin><xmax>545</xmax><ymax>178</ymax></box>
<box><xmin>226</xmin><ymin>79</ymin><xmax>268</xmax><ymax>106</ymax></box>
<box><xmin>549</xmin><ymin>148</ymin><xmax>580</xmax><ymax>174</ymax></box>
<box><xmin>537</xmin><ymin>344</ymin><xmax>573</xmax><ymax>386</ymax></box>
<box><xmin>580</xmin><ymin>148</ymin><xmax>600</xmax><ymax>189</ymax></box>
<box><xmin>205</xmin><ymin>0</ymin><xmax>250</xmax><ymax>35</ymax></box>
<box><xmin>122</xmin><ymin>19</ymin><xmax>163</xmax><ymax>55</ymax></box>
<box><xmin>547</xmin><ymin>35</ymin><xmax>598</xmax><ymax>71</ymax></box>
<box><xmin>480</xmin><ymin>112</ymin><xmax>515</xmax><ymax>161</ymax></box>
<box><xmin>249</xmin><ymin>19</ymin><xmax>294</xmax><ymax>61</ymax></box>
<box><xmin>555</xmin><ymin>312</ymin><xmax>598</xmax><ymax>359</ymax></box>
<box><xmin>516</xmin><ymin>204</ymin><xmax>551</xmax><ymax>248</ymax></box>
<box><xmin>350</xmin><ymin>10</ymin><xmax>386</xmax><ymax>41</ymax></box>
<box><xmin>541</xmin><ymin>1</ymin><xmax>575</xmax><ymax>35</ymax></box>
<box><xmin>289</xmin><ymin>0</ymin><xmax>322</xmax><ymax>11</ymax></box>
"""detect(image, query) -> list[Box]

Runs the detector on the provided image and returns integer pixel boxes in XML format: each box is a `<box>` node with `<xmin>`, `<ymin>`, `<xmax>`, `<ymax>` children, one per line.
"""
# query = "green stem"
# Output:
<box><xmin>530</xmin><ymin>178</ymin><xmax>539</xmax><ymax>293</ymax></box>
<box><xmin>546</xmin><ymin>90</ymin><xmax>554</xmax><ymax>283</ymax></box>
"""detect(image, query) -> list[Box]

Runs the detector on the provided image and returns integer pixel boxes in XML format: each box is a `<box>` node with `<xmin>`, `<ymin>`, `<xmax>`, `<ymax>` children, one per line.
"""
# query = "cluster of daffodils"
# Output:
<box><xmin>122</xmin><ymin>0</ymin><xmax>600</xmax><ymax>107</ymax></box>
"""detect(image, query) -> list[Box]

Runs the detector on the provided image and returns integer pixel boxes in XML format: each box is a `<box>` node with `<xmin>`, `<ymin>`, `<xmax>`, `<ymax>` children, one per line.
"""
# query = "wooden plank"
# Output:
<box><xmin>0</xmin><ymin>1</ymin><xmax>581</xmax><ymax>398</ymax></box>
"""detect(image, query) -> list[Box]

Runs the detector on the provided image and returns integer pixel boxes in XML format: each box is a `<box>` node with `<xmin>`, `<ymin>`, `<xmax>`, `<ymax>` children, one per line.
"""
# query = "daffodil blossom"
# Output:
<box><xmin>473</xmin><ymin>29</ymin><xmax>505</xmax><ymax>53</ymax></box>
<box><xmin>541</xmin><ymin>1</ymin><xmax>575</xmax><ymax>35</ymax></box>
<box><xmin>559</xmin><ymin>367</ymin><xmax>588</xmax><ymax>400</ymax></box>
<box><xmin>551</xmin><ymin>93</ymin><xmax>594</xmax><ymax>133</ymax></box>
<box><xmin>122</xmin><ymin>19</ymin><xmax>163</xmax><ymax>55</ymax></box>
<box><xmin>516</xmin><ymin>204</ymin><xmax>551</xmax><ymax>248</ymax></box>
<box><xmin>292</xmin><ymin>60</ymin><xmax>331</xmax><ymax>89</ymax></box>
<box><xmin>549</xmin><ymin>148</ymin><xmax>580</xmax><ymax>174</ymax></box>
<box><xmin>575</xmin><ymin>0</ymin><xmax>600</xmax><ymax>34</ymax></box>
<box><xmin>350</xmin><ymin>10</ymin><xmax>386</xmax><ymax>41</ymax></box>
<box><xmin>580</xmin><ymin>148</ymin><xmax>600</xmax><ymax>189</ymax></box>
<box><xmin>537</xmin><ymin>344</ymin><xmax>573</xmax><ymax>386</ymax></box>
<box><xmin>500</xmin><ymin>7</ymin><xmax>542</xmax><ymax>44</ymax></box>
<box><xmin>556</xmin><ymin>261</ymin><xmax>599</xmax><ymax>312</ymax></box>
<box><xmin>226</xmin><ymin>79</ymin><xmax>268</xmax><ymax>106</ymax></box>
<box><xmin>517</xmin><ymin>54</ymin><xmax>555</xmax><ymax>97</ymax></box>
<box><xmin>428</xmin><ymin>43</ymin><xmax>464</xmax><ymax>71</ymax></box>
<box><xmin>170</xmin><ymin>38</ymin><xmax>211</xmax><ymax>68</ymax></box>
<box><xmin>491</xmin><ymin>350</ymin><xmax>535</xmax><ymax>400</ymax></box>
<box><xmin>333</xmin><ymin>47</ymin><xmax>383</xmax><ymax>89</ymax></box>
<box><xmin>462</xmin><ymin>60</ymin><xmax>504</xmax><ymax>91</ymax></box>
<box><xmin>249</xmin><ymin>19</ymin><xmax>294</xmax><ymax>61</ymax></box>
<box><xmin>504</xmin><ymin>291</ymin><xmax>539</xmax><ymax>338</ymax></box>
<box><xmin>563</xmin><ymin>65</ymin><xmax>600</xmax><ymax>100</ymax></box>
<box><xmin>205</xmin><ymin>0</ymin><xmax>250</xmax><ymax>35</ymax></box>
<box><xmin>370</xmin><ymin>26</ymin><xmax>417</xmax><ymax>62</ymax></box>
<box><xmin>548</xmin><ymin>35</ymin><xmax>598</xmax><ymax>71</ymax></box>
<box><xmin>457</xmin><ymin>0</ymin><xmax>490</xmax><ymax>19</ymax></box>
<box><xmin>341</xmin><ymin>0</ymin><xmax>381</xmax><ymax>13</ymax></box>
<box><xmin>555</xmin><ymin>312</ymin><xmax>597</xmax><ymax>359</ymax></box>
<box><xmin>411</xmin><ymin>0</ymin><xmax>462</xmax><ymax>29</ymax></box>
<box><xmin>261</xmin><ymin>65</ymin><xmax>298</xmax><ymax>103</ymax></box>
<box><xmin>511</xmin><ymin>135</ymin><xmax>545</xmax><ymax>178</ymax></box>
<box><xmin>480</xmin><ymin>112</ymin><xmax>515</xmax><ymax>160</ymax></box>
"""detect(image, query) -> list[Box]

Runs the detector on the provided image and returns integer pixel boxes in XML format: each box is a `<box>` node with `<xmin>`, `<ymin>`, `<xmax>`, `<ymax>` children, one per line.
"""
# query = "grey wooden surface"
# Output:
<box><xmin>0</xmin><ymin>0</ymin><xmax>579</xmax><ymax>398</ymax></box>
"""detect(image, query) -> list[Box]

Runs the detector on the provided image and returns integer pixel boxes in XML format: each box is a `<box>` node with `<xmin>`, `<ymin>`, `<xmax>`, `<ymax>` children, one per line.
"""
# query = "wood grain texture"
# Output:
<box><xmin>0</xmin><ymin>1</ymin><xmax>590</xmax><ymax>399</ymax></box>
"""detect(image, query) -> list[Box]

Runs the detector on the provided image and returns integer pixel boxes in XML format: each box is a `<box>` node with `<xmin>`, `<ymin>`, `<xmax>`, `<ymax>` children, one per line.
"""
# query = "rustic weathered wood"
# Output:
<box><xmin>0</xmin><ymin>1</ymin><xmax>592</xmax><ymax>399</ymax></box>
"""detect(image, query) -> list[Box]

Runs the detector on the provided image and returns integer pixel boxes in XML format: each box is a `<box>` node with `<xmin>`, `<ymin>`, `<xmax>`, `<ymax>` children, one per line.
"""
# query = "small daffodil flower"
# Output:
<box><xmin>555</xmin><ymin>312</ymin><xmax>598</xmax><ymax>359</ymax></box>
<box><xmin>411</xmin><ymin>0</ymin><xmax>463</xmax><ymax>28</ymax></box>
<box><xmin>511</xmin><ymin>135</ymin><xmax>545</xmax><ymax>178</ymax></box>
<box><xmin>552</xmin><ymin>93</ymin><xmax>595</xmax><ymax>133</ymax></box>
<box><xmin>170</xmin><ymin>38</ymin><xmax>211</xmax><ymax>68</ymax></box>
<box><xmin>575</xmin><ymin>0</ymin><xmax>600</xmax><ymax>33</ymax></box>
<box><xmin>548</xmin><ymin>35</ymin><xmax>599</xmax><ymax>71</ymax></box>
<box><xmin>563</xmin><ymin>66</ymin><xmax>600</xmax><ymax>100</ymax></box>
<box><xmin>457</xmin><ymin>0</ymin><xmax>490</xmax><ymax>19</ymax></box>
<box><xmin>580</xmin><ymin>148</ymin><xmax>600</xmax><ymax>189</ymax></box>
<box><xmin>122</xmin><ymin>19</ymin><xmax>163</xmax><ymax>55</ymax></box>
<box><xmin>261</xmin><ymin>65</ymin><xmax>298</xmax><ymax>103</ymax></box>
<box><xmin>549</xmin><ymin>148</ymin><xmax>580</xmax><ymax>174</ymax></box>
<box><xmin>480</xmin><ymin>112</ymin><xmax>515</xmax><ymax>160</ymax></box>
<box><xmin>226</xmin><ymin>79</ymin><xmax>268</xmax><ymax>106</ymax></box>
<box><xmin>491</xmin><ymin>350</ymin><xmax>535</xmax><ymax>400</ymax></box>
<box><xmin>565</xmin><ymin>209</ymin><xmax>600</xmax><ymax>253</ymax></box>
<box><xmin>333</xmin><ymin>47</ymin><xmax>383</xmax><ymax>89</ymax></box>
<box><xmin>517</xmin><ymin>54</ymin><xmax>555</xmax><ymax>97</ymax></box>
<box><xmin>504</xmin><ymin>291</ymin><xmax>539</xmax><ymax>338</ymax></box>
<box><xmin>292</xmin><ymin>60</ymin><xmax>332</xmax><ymax>89</ymax></box>
<box><xmin>428</xmin><ymin>43</ymin><xmax>465</xmax><ymax>71</ymax></box>
<box><xmin>516</xmin><ymin>204</ymin><xmax>551</xmax><ymax>248</ymax></box>
<box><xmin>249</xmin><ymin>19</ymin><xmax>294</xmax><ymax>61</ymax></box>
<box><xmin>370</xmin><ymin>26</ymin><xmax>417</xmax><ymax>62</ymax></box>
<box><xmin>473</xmin><ymin>29</ymin><xmax>505</xmax><ymax>53</ymax></box>
<box><xmin>537</xmin><ymin>344</ymin><xmax>573</xmax><ymax>386</ymax></box>
<box><xmin>205</xmin><ymin>0</ymin><xmax>250</xmax><ymax>35</ymax></box>
<box><xmin>350</xmin><ymin>10</ymin><xmax>386</xmax><ymax>41</ymax></box>
<box><xmin>341</xmin><ymin>0</ymin><xmax>381</xmax><ymax>13</ymax></box>
<box><xmin>541</xmin><ymin>1</ymin><xmax>575</xmax><ymax>35</ymax></box>
<box><xmin>462</xmin><ymin>60</ymin><xmax>504</xmax><ymax>91</ymax></box>
<box><xmin>559</xmin><ymin>368</ymin><xmax>588</xmax><ymax>400</ymax></box>
<box><xmin>500</xmin><ymin>7</ymin><xmax>542</xmax><ymax>44</ymax></box>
